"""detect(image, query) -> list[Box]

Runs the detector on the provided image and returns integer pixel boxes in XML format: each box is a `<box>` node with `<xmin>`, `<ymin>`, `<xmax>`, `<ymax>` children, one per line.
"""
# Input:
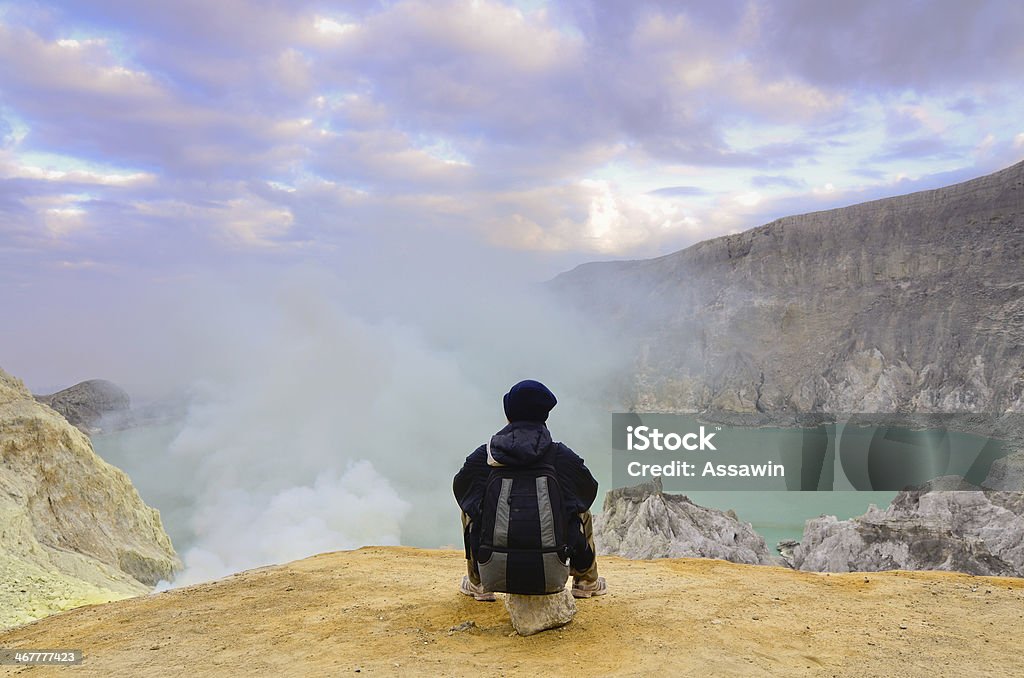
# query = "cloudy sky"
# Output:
<box><xmin>2</xmin><ymin>0</ymin><xmax>1024</xmax><ymax>388</ymax></box>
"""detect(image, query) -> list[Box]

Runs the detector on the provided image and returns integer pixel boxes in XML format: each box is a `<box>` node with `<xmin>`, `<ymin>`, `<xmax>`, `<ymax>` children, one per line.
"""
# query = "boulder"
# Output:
<box><xmin>505</xmin><ymin>589</ymin><xmax>576</xmax><ymax>636</ymax></box>
<box><xmin>776</xmin><ymin>539</ymin><xmax>799</xmax><ymax>567</ymax></box>
<box><xmin>791</xmin><ymin>478</ymin><xmax>1024</xmax><ymax>576</ymax></box>
<box><xmin>594</xmin><ymin>478</ymin><xmax>774</xmax><ymax>564</ymax></box>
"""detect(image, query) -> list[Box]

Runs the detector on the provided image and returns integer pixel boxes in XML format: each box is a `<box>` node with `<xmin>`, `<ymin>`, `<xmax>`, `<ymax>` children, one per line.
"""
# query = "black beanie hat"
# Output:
<box><xmin>503</xmin><ymin>379</ymin><xmax>557</xmax><ymax>422</ymax></box>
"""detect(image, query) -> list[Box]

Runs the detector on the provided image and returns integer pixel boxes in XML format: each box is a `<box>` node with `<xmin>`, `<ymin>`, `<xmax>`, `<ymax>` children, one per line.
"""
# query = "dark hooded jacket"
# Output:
<box><xmin>453</xmin><ymin>420</ymin><xmax>599</xmax><ymax>523</ymax></box>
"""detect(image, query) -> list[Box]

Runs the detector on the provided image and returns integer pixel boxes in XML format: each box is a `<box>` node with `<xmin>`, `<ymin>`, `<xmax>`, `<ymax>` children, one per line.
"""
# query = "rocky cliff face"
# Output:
<box><xmin>35</xmin><ymin>379</ymin><xmax>132</xmax><ymax>434</ymax></box>
<box><xmin>791</xmin><ymin>480</ymin><xmax>1024</xmax><ymax>577</ymax></box>
<box><xmin>1</xmin><ymin>367</ymin><xmax>181</xmax><ymax>628</ymax></box>
<box><xmin>551</xmin><ymin>161</ymin><xmax>1024</xmax><ymax>416</ymax></box>
<box><xmin>593</xmin><ymin>478</ymin><xmax>774</xmax><ymax>564</ymax></box>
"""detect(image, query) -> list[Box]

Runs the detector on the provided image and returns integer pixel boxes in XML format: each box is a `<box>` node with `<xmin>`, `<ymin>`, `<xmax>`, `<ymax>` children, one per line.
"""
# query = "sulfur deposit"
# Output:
<box><xmin>2</xmin><ymin>547</ymin><xmax>1023</xmax><ymax>677</ymax></box>
<box><xmin>0</xmin><ymin>367</ymin><xmax>180</xmax><ymax>629</ymax></box>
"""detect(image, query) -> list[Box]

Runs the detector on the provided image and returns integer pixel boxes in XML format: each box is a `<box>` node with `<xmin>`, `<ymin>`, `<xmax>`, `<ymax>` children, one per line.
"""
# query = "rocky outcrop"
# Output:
<box><xmin>505</xmin><ymin>590</ymin><xmax>576</xmax><ymax>636</ymax></box>
<box><xmin>776</xmin><ymin>539</ymin><xmax>799</xmax><ymax>567</ymax></box>
<box><xmin>550</xmin><ymin>160</ymin><xmax>1024</xmax><ymax>417</ymax></box>
<box><xmin>35</xmin><ymin>379</ymin><xmax>131</xmax><ymax>434</ymax></box>
<box><xmin>791</xmin><ymin>480</ymin><xmax>1024</xmax><ymax>577</ymax></box>
<box><xmin>593</xmin><ymin>478</ymin><xmax>774</xmax><ymax>564</ymax></box>
<box><xmin>1</xmin><ymin>367</ymin><xmax>181</xmax><ymax>628</ymax></box>
<box><xmin>983</xmin><ymin>452</ymin><xmax>1024</xmax><ymax>491</ymax></box>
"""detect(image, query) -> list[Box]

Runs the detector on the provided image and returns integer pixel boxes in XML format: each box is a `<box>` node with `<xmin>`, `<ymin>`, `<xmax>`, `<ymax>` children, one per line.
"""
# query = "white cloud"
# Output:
<box><xmin>313</xmin><ymin>16</ymin><xmax>357</xmax><ymax>36</ymax></box>
<box><xmin>221</xmin><ymin>199</ymin><xmax>295</xmax><ymax>248</ymax></box>
<box><xmin>483</xmin><ymin>179</ymin><xmax>701</xmax><ymax>255</ymax></box>
<box><xmin>415</xmin><ymin>135</ymin><xmax>471</xmax><ymax>166</ymax></box>
<box><xmin>974</xmin><ymin>133</ymin><xmax>997</xmax><ymax>157</ymax></box>
<box><xmin>20</xmin><ymin>194</ymin><xmax>91</xmax><ymax>239</ymax></box>
<box><xmin>1</xmin><ymin>156</ymin><xmax>155</xmax><ymax>186</ymax></box>
<box><xmin>734</xmin><ymin>191</ymin><xmax>762</xmax><ymax>207</ymax></box>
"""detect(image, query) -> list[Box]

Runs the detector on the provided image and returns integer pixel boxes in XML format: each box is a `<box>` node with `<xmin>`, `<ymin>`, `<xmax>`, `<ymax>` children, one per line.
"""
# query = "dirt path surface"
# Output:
<box><xmin>2</xmin><ymin>547</ymin><xmax>1023</xmax><ymax>677</ymax></box>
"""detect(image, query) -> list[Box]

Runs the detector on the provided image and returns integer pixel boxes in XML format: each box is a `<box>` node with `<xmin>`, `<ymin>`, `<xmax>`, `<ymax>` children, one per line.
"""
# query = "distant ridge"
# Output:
<box><xmin>552</xmin><ymin>160</ymin><xmax>1024</xmax><ymax>416</ymax></box>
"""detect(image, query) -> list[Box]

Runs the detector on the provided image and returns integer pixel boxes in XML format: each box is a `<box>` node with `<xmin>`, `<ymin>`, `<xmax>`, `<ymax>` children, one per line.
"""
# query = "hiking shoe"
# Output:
<box><xmin>459</xmin><ymin>575</ymin><xmax>497</xmax><ymax>602</ymax></box>
<box><xmin>571</xmin><ymin>576</ymin><xmax>608</xmax><ymax>599</ymax></box>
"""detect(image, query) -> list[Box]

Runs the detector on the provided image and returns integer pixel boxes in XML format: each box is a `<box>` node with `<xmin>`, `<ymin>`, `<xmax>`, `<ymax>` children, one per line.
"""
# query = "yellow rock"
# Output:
<box><xmin>0</xmin><ymin>367</ymin><xmax>181</xmax><ymax>630</ymax></box>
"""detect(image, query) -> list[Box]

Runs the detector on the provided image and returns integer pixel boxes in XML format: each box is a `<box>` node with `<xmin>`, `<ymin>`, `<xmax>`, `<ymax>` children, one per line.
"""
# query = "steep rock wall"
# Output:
<box><xmin>551</xmin><ymin>161</ymin><xmax>1024</xmax><ymax>416</ymax></box>
<box><xmin>1</xmin><ymin>367</ymin><xmax>181</xmax><ymax>627</ymax></box>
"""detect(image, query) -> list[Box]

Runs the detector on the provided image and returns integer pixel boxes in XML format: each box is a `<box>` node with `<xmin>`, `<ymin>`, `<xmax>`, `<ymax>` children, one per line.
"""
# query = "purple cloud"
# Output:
<box><xmin>0</xmin><ymin>0</ymin><xmax>1020</xmax><ymax>288</ymax></box>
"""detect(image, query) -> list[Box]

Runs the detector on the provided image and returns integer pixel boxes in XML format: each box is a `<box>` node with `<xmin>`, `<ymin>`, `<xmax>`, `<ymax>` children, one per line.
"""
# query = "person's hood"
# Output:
<box><xmin>486</xmin><ymin>421</ymin><xmax>553</xmax><ymax>467</ymax></box>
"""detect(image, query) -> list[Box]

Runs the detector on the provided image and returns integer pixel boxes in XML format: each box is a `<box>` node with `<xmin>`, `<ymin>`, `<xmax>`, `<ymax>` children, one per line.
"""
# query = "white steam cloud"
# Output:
<box><xmin>88</xmin><ymin>239</ymin><xmax>625</xmax><ymax>586</ymax></box>
<box><xmin>173</xmin><ymin>462</ymin><xmax>407</xmax><ymax>586</ymax></box>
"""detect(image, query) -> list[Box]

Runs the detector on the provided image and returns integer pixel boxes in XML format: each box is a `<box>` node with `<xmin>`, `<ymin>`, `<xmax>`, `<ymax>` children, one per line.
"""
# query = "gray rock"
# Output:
<box><xmin>792</xmin><ymin>479</ymin><xmax>1024</xmax><ymax>577</ymax></box>
<box><xmin>447</xmin><ymin>620</ymin><xmax>477</xmax><ymax>634</ymax></box>
<box><xmin>504</xmin><ymin>589</ymin><xmax>576</xmax><ymax>636</ymax></box>
<box><xmin>776</xmin><ymin>539</ymin><xmax>799</xmax><ymax>567</ymax></box>
<box><xmin>594</xmin><ymin>478</ymin><xmax>774</xmax><ymax>564</ymax></box>
<box><xmin>550</xmin><ymin>160</ymin><xmax>1024</xmax><ymax>418</ymax></box>
<box><xmin>983</xmin><ymin>452</ymin><xmax>1024</xmax><ymax>491</ymax></box>
<box><xmin>35</xmin><ymin>379</ymin><xmax>132</xmax><ymax>434</ymax></box>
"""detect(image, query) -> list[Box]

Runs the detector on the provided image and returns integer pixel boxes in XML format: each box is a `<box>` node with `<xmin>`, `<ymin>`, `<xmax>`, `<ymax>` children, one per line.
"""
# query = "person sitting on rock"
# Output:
<box><xmin>453</xmin><ymin>379</ymin><xmax>607</xmax><ymax>601</ymax></box>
